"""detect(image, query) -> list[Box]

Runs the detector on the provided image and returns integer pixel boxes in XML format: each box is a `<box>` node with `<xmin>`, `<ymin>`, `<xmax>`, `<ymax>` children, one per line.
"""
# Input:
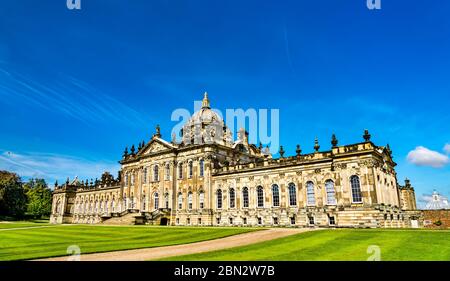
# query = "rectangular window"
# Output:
<box><xmin>257</xmin><ymin>217</ymin><xmax>262</xmax><ymax>225</ymax></box>
<box><xmin>243</xmin><ymin>217</ymin><xmax>247</xmax><ymax>225</ymax></box>
<box><xmin>329</xmin><ymin>216</ymin><xmax>335</xmax><ymax>225</ymax></box>
<box><xmin>229</xmin><ymin>217</ymin><xmax>233</xmax><ymax>225</ymax></box>
<box><xmin>216</xmin><ymin>217</ymin><xmax>220</xmax><ymax>225</ymax></box>
<box><xmin>198</xmin><ymin>218</ymin><xmax>202</xmax><ymax>225</ymax></box>
<box><xmin>290</xmin><ymin>217</ymin><xmax>296</xmax><ymax>225</ymax></box>
<box><xmin>273</xmin><ymin>217</ymin><xmax>278</xmax><ymax>225</ymax></box>
<box><xmin>308</xmin><ymin>216</ymin><xmax>315</xmax><ymax>225</ymax></box>
<box><xmin>199</xmin><ymin>192</ymin><xmax>204</xmax><ymax>209</ymax></box>
<box><xmin>187</xmin><ymin>218</ymin><xmax>190</xmax><ymax>225</ymax></box>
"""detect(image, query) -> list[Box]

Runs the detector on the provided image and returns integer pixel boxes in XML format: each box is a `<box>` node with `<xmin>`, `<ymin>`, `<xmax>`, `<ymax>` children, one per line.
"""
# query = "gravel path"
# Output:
<box><xmin>38</xmin><ymin>228</ymin><xmax>313</xmax><ymax>261</ymax></box>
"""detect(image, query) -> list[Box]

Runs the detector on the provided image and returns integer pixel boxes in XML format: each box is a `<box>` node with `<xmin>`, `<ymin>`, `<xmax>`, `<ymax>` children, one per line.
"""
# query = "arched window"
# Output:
<box><xmin>272</xmin><ymin>185</ymin><xmax>280</xmax><ymax>207</ymax></box>
<box><xmin>325</xmin><ymin>180</ymin><xmax>336</xmax><ymax>205</ymax></box>
<box><xmin>257</xmin><ymin>186</ymin><xmax>264</xmax><ymax>208</ymax></box>
<box><xmin>351</xmin><ymin>175</ymin><xmax>362</xmax><ymax>203</ymax></box>
<box><xmin>199</xmin><ymin>191</ymin><xmax>205</xmax><ymax>209</ymax></box>
<box><xmin>242</xmin><ymin>187</ymin><xmax>249</xmax><ymax>208</ymax></box>
<box><xmin>165</xmin><ymin>163</ymin><xmax>170</xmax><ymax>180</ymax></box>
<box><xmin>153</xmin><ymin>165</ymin><xmax>159</xmax><ymax>182</ymax></box>
<box><xmin>154</xmin><ymin>192</ymin><xmax>159</xmax><ymax>210</ymax></box>
<box><xmin>188</xmin><ymin>161</ymin><xmax>193</xmax><ymax>178</ymax></box>
<box><xmin>188</xmin><ymin>192</ymin><xmax>193</xmax><ymax>209</ymax></box>
<box><xmin>199</xmin><ymin>159</ymin><xmax>204</xmax><ymax>177</ymax></box>
<box><xmin>217</xmin><ymin>189</ymin><xmax>222</xmax><ymax>209</ymax></box>
<box><xmin>178</xmin><ymin>192</ymin><xmax>183</xmax><ymax>209</ymax></box>
<box><xmin>306</xmin><ymin>181</ymin><xmax>315</xmax><ymax>206</ymax></box>
<box><xmin>143</xmin><ymin>167</ymin><xmax>148</xmax><ymax>184</ymax></box>
<box><xmin>229</xmin><ymin>188</ymin><xmax>236</xmax><ymax>208</ymax></box>
<box><xmin>178</xmin><ymin>163</ymin><xmax>183</xmax><ymax>179</ymax></box>
<box><xmin>288</xmin><ymin>183</ymin><xmax>297</xmax><ymax>206</ymax></box>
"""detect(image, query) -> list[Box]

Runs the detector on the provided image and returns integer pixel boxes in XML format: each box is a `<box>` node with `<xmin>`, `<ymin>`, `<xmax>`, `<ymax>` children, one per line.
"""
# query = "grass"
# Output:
<box><xmin>161</xmin><ymin>228</ymin><xmax>450</xmax><ymax>261</ymax></box>
<box><xmin>0</xmin><ymin>222</ymin><xmax>259</xmax><ymax>261</ymax></box>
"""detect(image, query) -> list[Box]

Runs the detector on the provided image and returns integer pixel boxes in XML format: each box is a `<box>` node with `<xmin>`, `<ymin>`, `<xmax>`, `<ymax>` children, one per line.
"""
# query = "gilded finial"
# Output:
<box><xmin>202</xmin><ymin>92</ymin><xmax>210</xmax><ymax>108</ymax></box>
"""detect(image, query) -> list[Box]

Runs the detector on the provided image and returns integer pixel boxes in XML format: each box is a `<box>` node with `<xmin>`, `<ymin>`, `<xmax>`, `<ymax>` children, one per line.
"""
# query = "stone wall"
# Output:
<box><xmin>422</xmin><ymin>210</ymin><xmax>450</xmax><ymax>229</ymax></box>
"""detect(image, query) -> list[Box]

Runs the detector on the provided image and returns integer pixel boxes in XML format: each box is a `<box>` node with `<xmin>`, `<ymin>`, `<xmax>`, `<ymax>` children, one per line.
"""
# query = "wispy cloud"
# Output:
<box><xmin>0</xmin><ymin>149</ymin><xmax>120</xmax><ymax>186</ymax></box>
<box><xmin>444</xmin><ymin>143</ymin><xmax>450</xmax><ymax>155</ymax></box>
<box><xmin>0</xmin><ymin>64</ymin><xmax>149</xmax><ymax>128</ymax></box>
<box><xmin>407</xmin><ymin>146</ymin><xmax>449</xmax><ymax>168</ymax></box>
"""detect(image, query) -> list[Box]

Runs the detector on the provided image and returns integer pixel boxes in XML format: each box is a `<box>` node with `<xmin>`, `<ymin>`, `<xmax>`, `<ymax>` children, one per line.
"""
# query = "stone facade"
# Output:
<box><xmin>50</xmin><ymin>94</ymin><xmax>418</xmax><ymax>228</ymax></box>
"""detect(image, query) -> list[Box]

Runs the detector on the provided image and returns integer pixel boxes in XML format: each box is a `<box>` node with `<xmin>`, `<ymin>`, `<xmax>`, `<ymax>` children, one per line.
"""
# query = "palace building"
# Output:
<box><xmin>50</xmin><ymin>93</ymin><xmax>419</xmax><ymax>228</ymax></box>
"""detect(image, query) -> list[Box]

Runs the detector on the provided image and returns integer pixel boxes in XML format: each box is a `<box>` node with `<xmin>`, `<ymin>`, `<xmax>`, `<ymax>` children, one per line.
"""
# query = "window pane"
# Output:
<box><xmin>306</xmin><ymin>182</ymin><xmax>315</xmax><ymax>206</ymax></box>
<box><xmin>257</xmin><ymin>186</ymin><xmax>264</xmax><ymax>207</ymax></box>
<box><xmin>217</xmin><ymin>189</ymin><xmax>222</xmax><ymax>209</ymax></box>
<box><xmin>272</xmin><ymin>185</ymin><xmax>280</xmax><ymax>207</ymax></box>
<box><xmin>243</xmin><ymin>187</ymin><xmax>249</xmax><ymax>208</ymax></box>
<box><xmin>326</xmin><ymin>180</ymin><xmax>336</xmax><ymax>205</ymax></box>
<box><xmin>288</xmin><ymin>183</ymin><xmax>297</xmax><ymax>206</ymax></box>
<box><xmin>351</xmin><ymin>176</ymin><xmax>362</xmax><ymax>203</ymax></box>
<box><xmin>229</xmin><ymin>188</ymin><xmax>235</xmax><ymax>208</ymax></box>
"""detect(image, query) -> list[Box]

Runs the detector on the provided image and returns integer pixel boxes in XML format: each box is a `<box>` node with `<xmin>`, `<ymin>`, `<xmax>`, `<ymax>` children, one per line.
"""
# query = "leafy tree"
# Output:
<box><xmin>24</xmin><ymin>178</ymin><xmax>52</xmax><ymax>218</ymax></box>
<box><xmin>0</xmin><ymin>171</ymin><xmax>27</xmax><ymax>217</ymax></box>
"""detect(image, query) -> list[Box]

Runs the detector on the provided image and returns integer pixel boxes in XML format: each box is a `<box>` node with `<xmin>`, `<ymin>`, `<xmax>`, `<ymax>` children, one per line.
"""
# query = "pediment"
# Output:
<box><xmin>138</xmin><ymin>138</ymin><xmax>175</xmax><ymax>156</ymax></box>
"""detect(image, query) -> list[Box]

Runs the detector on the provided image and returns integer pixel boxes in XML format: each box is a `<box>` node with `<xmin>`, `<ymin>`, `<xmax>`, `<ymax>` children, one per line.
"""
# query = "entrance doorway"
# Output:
<box><xmin>160</xmin><ymin>217</ymin><xmax>168</xmax><ymax>226</ymax></box>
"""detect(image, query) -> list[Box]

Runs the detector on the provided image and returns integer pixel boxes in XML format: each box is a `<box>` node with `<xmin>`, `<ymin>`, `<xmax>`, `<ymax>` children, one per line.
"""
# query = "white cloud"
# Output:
<box><xmin>444</xmin><ymin>143</ymin><xmax>450</xmax><ymax>155</ymax></box>
<box><xmin>407</xmin><ymin>146</ymin><xmax>449</xmax><ymax>168</ymax></box>
<box><xmin>0</xmin><ymin>150</ymin><xmax>120</xmax><ymax>186</ymax></box>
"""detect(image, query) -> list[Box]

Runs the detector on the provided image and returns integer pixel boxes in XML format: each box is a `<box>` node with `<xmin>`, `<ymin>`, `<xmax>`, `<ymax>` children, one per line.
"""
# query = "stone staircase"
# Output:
<box><xmin>101</xmin><ymin>208</ymin><xmax>170</xmax><ymax>225</ymax></box>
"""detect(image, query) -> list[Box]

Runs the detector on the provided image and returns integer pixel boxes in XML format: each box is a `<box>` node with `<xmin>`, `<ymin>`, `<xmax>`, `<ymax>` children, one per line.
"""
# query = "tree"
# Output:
<box><xmin>0</xmin><ymin>171</ymin><xmax>27</xmax><ymax>218</ymax></box>
<box><xmin>24</xmin><ymin>179</ymin><xmax>52</xmax><ymax>218</ymax></box>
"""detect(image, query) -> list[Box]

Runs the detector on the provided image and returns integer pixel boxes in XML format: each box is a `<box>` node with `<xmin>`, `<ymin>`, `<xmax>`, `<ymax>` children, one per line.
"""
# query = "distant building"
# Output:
<box><xmin>424</xmin><ymin>191</ymin><xmax>449</xmax><ymax>210</ymax></box>
<box><xmin>50</xmin><ymin>94</ymin><xmax>419</xmax><ymax>228</ymax></box>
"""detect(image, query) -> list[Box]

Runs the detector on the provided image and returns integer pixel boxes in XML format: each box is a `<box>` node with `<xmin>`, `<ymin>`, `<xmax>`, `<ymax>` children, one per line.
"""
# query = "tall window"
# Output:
<box><xmin>154</xmin><ymin>192</ymin><xmax>159</xmax><ymax>210</ymax></box>
<box><xmin>351</xmin><ymin>175</ymin><xmax>362</xmax><ymax>203</ymax></box>
<box><xmin>178</xmin><ymin>192</ymin><xmax>183</xmax><ymax>209</ymax></box>
<box><xmin>164</xmin><ymin>193</ymin><xmax>169</xmax><ymax>209</ymax></box>
<box><xmin>229</xmin><ymin>188</ymin><xmax>235</xmax><ymax>208</ymax></box>
<box><xmin>272</xmin><ymin>185</ymin><xmax>280</xmax><ymax>207</ymax></box>
<box><xmin>257</xmin><ymin>186</ymin><xmax>264</xmax><ymax>208</ymax></box>
<box><xmin>217</xmin><ymin>189</ymin><xmax>222</xmax><ymax>209</ymax></box>
<box><xmin>188</xmin><ymin>161</ymin><xmax>193</xmax><ymax>178</ymax></box>
<box><xmin>325</xmin><ymin>180</ymin><xmax>336</xmax><ymax>205</ymax></box>
<box><xmin>199</xmin><ymin>191</ymin><xmax>205</xmax><ymax>209</ymax></box>
<box><xmin>199</xmin><ymin>159</ymin><xmax>204</xmax><ymax>177</ymax></box>
<box><xmin>288</xmin><ymin>183</ymin><xmax>297</xmax><ymax>206</ymax></box>
<box><xmin>165</xmin><ymin>163</ymin><xmax>170</xmax><ymax>180</ymax></box>
<box><xmin>178</xmin><ymin>163</ymin><xmax>183</xmax><ymax>179</ymax></box>
<box><xmin>242</xmin><ymin>187</ymin><xmax>249</xmax><ymax>208</ymax></box>
<box><xmin>131</xmin><ymin>174</ymin><xmax>135</xmax><ymax>185</ymax></box>
<box><xmin>143</xmin><ymin>167</ymin><xmax>148</xmax><ymax>184</ymax></box>
<box><xmin>306</xmin><ymin>181</ymin><xmax>315</xmax><ymax>206</ymax></box>
<box><xmin>124</xmin><ymin>174</ymin><xmax>128</xmax><ymax>186</ymax></box>
<box><xmin>153</xmin><ymin>165</ymin><xmax>159</xmax><ymax>181</ymax></box>
<box><xmin>188</xmin><ymin>192</ymin><xmax>193</xmax><ymax>210</ymax></box>
<box><xmin>142</xmin><ymin>195</ymin><xmax>146</xmax><ymax>210</ymax></box>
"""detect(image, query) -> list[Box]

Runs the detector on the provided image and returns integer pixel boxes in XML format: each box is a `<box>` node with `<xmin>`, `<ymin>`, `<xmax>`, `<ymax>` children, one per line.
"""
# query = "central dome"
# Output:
<box><xmin>188</xmin><ymin>92</ymin><xmax>222</xmax><ymax>125</ymax></box>
<box><xmin>181</xmin><ymin>92</ymin><xmax>232</xmax><ymax>146</ymax></box>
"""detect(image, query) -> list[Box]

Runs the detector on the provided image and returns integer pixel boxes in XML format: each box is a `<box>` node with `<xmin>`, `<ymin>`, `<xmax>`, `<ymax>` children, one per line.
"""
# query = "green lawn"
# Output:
<box><xmin>161</xmin><ymin>229</ymin><xmax>450</xmax><ymax>261</ymax></box>
<box><xmin>0</xmin><ymin>223</ymin><xmax>258</xmax><ymax>261</ymax></box>
<box><xmin>0</xmin><ymin>221</ymin><xmax>49</xmax><ymax>229</ymax></box>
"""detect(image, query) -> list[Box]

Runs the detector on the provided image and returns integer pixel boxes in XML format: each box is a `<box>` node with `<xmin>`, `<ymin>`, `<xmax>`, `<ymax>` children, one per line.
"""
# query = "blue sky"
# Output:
<box><xmin>0</xmin><ymin>0</ymin><xmax>449</xmax><ymax>207</ymax></box>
